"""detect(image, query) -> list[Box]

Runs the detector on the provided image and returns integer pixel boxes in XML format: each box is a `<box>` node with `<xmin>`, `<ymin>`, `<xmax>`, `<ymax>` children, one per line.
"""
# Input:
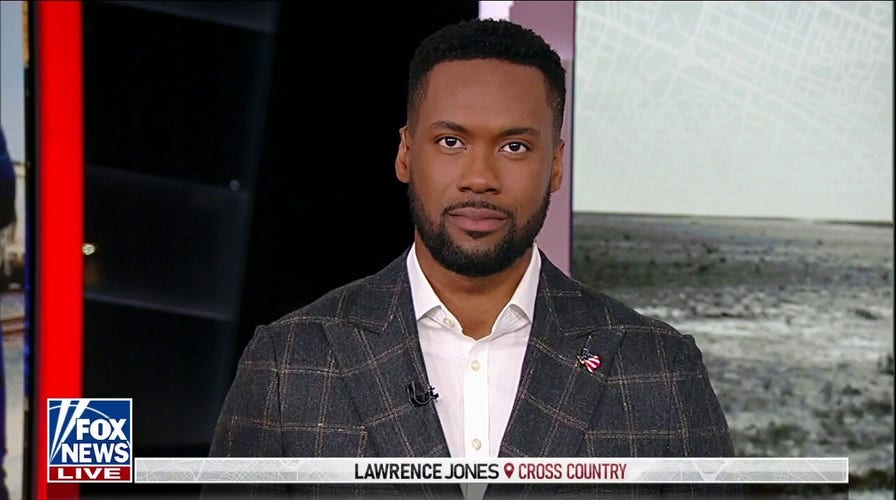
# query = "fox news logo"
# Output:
<box><xmin>48</xmin><ymin>399</ymin><xmax>132</xmax><ymax>482</ymax></box>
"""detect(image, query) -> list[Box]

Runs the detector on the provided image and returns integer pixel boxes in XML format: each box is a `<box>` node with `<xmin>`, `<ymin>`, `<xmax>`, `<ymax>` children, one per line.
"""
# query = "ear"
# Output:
<box><xmin>549</xmin><ymin>138</ymin><xmax>565</xmax><ymax>193</ymax></box>
<box><xmin>395</xmin><ymin>126</ymin><xmax>411</xmax><ymax>184</ymax></box>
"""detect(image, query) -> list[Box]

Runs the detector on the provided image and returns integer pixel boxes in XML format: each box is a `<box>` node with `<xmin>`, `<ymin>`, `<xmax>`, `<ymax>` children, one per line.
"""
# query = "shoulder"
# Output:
<box><xmin>541</xmin><ymin>256</ymin><xmax>703</xmax><ymax>363</ymax></box>
<box><xmin>268</xmin><ymin>278</ymin><xmax>364</xmax><ymax>328</ymax></box>
<box><xmin>233</xmin><ymin>277</ymin><xmax>373</xmax><ymax>373</ymax></box>
<box><xmin>597</xmin><ymin>295</ymin><xmax>709</xmax><ymax>380</ymax></box>
<box><xmin>540</xmin><ymin>254</ymin><xmax>682</xmax><ymax>334</ymax></box>
<box><xmin>247</xmin><ymin>252</ymin><xmax>408</xmax><ymax>347</ymax></box>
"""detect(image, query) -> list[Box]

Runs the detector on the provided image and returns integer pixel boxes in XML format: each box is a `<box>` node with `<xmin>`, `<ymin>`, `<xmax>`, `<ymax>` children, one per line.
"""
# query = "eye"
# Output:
<box><xmin>500</xmin><ymin>142</ymin><xmax>530</xmax><ymax>153</ymax></box>
<box><xmin>437</xmin><ymin>136</ymin><xmax>465</xmax><ymax>149</ymax></box>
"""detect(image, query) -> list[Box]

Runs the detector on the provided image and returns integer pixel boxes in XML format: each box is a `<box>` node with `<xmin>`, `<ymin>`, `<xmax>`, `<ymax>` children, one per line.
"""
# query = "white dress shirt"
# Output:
<box><xmin>406</xmin><ymin>243</ymin><xmax>541</xmax><ymax>460</ymax></box>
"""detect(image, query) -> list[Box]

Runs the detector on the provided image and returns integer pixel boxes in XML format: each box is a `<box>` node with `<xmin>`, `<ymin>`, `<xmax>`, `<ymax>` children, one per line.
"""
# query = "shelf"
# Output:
<box><xmin>107</xmin><ymin>1</ymin><xmax>279</xmax><ymax>33</ymax></box>
<box><xmin>84</xmin><ymin>300</ymin><xmax>236</xmax><ymax>449</ymax></box>
<box><xmin>84</xmin><ymin>1</ymin><xmax>276</xmax><ymax>186</ymax></box>
<box><xmin>84</xmin><ymin>290</ymin><xmax>234</xmax><ymax>322</ymax></box>
<box><xmin>85</xmin><ymin>165</ymin><xmax>251</xmax><ymax>321</ymax></box>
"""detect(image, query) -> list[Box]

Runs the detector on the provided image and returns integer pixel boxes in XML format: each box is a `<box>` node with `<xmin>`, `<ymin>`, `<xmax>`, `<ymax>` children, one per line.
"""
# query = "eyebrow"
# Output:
<box><xmin>430</xmin><ymin>120</ymin><xmax>541</xmax><ymax>139</ymax></box>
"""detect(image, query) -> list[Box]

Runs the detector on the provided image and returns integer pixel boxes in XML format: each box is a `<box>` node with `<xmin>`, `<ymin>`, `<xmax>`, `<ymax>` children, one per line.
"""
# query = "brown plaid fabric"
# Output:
<box><xmin>203</xmin><ymin>250</ymin><xmax>736</xmax><ymax>499</ymax></box>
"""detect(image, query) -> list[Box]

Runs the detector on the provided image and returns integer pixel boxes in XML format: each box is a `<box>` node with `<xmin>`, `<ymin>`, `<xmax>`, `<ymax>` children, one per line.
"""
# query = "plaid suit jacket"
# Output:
<box><xmin>203</xmin><ymin>250</ymin><xmax>735</xmax><ymax>499</ymax></box>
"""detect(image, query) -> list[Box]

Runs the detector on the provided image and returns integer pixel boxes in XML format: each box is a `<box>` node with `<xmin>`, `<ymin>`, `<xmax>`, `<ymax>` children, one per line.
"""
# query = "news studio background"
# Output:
<box><xmin>3</xmin><ymin>1</ymin><xmax>894</xmax><ymax>499</ymax></box>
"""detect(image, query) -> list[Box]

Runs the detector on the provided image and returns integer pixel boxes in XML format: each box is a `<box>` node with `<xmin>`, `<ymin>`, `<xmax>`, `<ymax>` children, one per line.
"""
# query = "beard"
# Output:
<box><xmin>407</xmin><ymin>182</ymin><xmax>551</xmax><ymax>277</ymax></box>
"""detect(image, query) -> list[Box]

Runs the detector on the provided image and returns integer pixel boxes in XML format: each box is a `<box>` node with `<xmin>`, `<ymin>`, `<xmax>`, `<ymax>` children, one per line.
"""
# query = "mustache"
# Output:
<box><xmin>441</xmin><ymin>199</ymin><xmax>514</xmax><ymax>219</ymax></box>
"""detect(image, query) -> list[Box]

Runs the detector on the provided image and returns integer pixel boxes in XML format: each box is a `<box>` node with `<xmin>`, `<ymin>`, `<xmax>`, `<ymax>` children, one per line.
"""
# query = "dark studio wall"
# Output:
<box><xmin>79</xmin><ymin>1</ymin><xmax>477</xmax><ymax>497</ymax></box>
<box><xmin>239</xmin><ymin>0</ymin><xmax>479</xmax><ymax>363</ymax></box>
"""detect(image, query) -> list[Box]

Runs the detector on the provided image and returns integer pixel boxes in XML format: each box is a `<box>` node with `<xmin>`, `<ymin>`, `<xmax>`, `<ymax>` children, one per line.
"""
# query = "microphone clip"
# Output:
<box><xmin>407</xmin><ymin>381</ymin><xmax>439</xmax><ymax>407</ymax></box>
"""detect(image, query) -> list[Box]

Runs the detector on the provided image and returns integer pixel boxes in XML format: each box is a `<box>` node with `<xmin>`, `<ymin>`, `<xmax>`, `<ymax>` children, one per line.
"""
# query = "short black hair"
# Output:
<box><xmin>407</xmin><ymin>18</ymin><xmax>566</xmax><ymax>140</ymax></box>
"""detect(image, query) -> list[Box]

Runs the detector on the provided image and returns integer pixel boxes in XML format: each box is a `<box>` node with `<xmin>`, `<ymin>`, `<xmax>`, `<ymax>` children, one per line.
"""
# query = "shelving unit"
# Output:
<box><xmin>82</xmin><ymin>1</ymin><xmax>278</xmax><ymax>453</ymax></box>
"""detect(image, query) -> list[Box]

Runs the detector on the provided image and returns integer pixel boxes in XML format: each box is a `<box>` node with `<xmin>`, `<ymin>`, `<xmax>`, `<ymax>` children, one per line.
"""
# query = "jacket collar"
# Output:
<box><xmin>329</xmin><ymin>247</ymin><xmax>624</xmax><ymax>470</ymax></box>
<box><xmin>342</xmin><ymin>247</ymin><xmax>617</xmax><ymax>337</ymax></box>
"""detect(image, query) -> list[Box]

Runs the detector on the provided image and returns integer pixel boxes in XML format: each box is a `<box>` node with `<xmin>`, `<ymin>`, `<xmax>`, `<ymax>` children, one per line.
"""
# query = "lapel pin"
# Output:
<box><xmin>577</xmin><ymin>348</ymin><xmax>602</xmax><ymax>373</ymax></box>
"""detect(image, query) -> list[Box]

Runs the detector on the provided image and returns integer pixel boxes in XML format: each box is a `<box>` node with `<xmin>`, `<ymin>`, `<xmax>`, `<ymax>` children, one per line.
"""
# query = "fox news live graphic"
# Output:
<box><xmin>48</xmin><ymin>399</ymin><xmax>133</xmax><ymax>482</ymax></box>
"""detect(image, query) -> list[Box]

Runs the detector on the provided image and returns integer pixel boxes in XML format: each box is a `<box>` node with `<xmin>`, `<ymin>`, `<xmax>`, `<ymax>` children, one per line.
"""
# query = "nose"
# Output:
<box><xmin>457</xmin><ymin>150</ymin><xmax>501</xmax><ymax>195</ymax></box>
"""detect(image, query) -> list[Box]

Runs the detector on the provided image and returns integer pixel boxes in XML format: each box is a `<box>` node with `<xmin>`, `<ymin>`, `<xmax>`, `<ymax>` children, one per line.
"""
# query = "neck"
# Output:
<box><xmin>414</xmin><ymin>234</ymin><xmax>532</xmax><ymax>340</ymax></box>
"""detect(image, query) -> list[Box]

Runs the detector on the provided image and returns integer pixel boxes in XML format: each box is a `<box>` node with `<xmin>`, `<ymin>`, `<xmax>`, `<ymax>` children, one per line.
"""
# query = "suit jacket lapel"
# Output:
<box><xmin>322</xmin><ymin>252</ymin><xmax>460</xmax><ymax>498</ymax></box>
<box><xmin>499</xmin><ymin>255</ymin><xmax>625</xmax><ymax>458</ymax></box>
<box><xmin>323</xmin><ymin>252</ymin><xmax>450</xmax><ymax>458</ymax></box>
<box><xmin>490</xmin><ymin>256</ymin><xmax>626</xmax><ymax>498</ymax></box>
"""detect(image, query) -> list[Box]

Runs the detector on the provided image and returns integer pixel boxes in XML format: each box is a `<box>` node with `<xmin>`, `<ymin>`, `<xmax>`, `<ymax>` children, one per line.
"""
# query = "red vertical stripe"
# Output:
<box><xmin>36</xmin><ymin>1</ymin><xmax>83</xmax><ymax>499</ymax></box>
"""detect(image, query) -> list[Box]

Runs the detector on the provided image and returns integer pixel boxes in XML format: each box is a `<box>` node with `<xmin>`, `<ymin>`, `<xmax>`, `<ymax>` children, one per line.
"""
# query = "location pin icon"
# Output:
<box><xmin>504</xmin><ymin>463</ymin><xmax>514</xmax><ymax>478</ymax></box>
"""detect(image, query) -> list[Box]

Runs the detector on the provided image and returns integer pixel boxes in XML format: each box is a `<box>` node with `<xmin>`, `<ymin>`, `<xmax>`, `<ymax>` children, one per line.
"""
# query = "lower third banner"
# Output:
<box><xmin>133</xmin><ymin>457</ymin><xmax>848</xmax><ymax>484</ymax></box>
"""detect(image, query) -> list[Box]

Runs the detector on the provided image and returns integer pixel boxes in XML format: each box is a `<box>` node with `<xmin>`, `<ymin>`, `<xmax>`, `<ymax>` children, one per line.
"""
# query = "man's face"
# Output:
<box><xmin>396</xmin><ymin>59</ymin><xmax>564</xmax><ymax>277</ymax></box>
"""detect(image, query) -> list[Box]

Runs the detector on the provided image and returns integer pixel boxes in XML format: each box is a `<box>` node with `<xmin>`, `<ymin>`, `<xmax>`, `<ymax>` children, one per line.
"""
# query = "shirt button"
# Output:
<box><xmin>442</xmin><ymin>317</ymin><xmax>454</xmax><ymax>328</ymax></box>
<box><xmin>470</xmin><ymin>360</ymin><xmax>481</xmax><ymax>371</ymax></box>
<box><xmin>471</xmin><ymin>439</ymin><xmax>481</xmax><ymax>450</ymax></box>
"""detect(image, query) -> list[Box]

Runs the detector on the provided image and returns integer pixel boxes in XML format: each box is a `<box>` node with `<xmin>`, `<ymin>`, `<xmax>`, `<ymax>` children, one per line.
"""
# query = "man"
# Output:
<box><xmin>206</xmin><ymin>18</ymin><xmax>734</xmax><ymax>499</ymax></box>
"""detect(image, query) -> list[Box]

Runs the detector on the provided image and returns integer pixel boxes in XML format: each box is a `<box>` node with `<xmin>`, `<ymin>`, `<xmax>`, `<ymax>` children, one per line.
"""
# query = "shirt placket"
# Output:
<box><xmin>463</xmin><ymin>339</ymin><xmax>490</xmax><ymax>458</ymax></box>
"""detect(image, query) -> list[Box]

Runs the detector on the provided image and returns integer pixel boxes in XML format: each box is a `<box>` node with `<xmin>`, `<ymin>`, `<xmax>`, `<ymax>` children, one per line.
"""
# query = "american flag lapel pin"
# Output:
<box><xmin>577</xmin><ymin>347</ymin><xmax>602</xmax><ymax>373</ymax></box>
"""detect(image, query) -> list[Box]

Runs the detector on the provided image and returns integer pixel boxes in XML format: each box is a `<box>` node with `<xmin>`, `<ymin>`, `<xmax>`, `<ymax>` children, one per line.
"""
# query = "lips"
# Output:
<box><xmin>447</xmin><ymin>207</ymin><xmax>509</xmax><ymax>233</ymax></box>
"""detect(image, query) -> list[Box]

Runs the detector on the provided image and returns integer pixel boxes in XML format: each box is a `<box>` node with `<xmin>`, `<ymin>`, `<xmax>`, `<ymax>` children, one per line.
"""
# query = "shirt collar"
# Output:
<box><xmin>406</xmin><ymin>243</ymin><xmax>444</xmax><ymax>322</ymax></box>
<box><xmin>406</xmin><ymin>242</ymin><xmax>541</xmax><ymax>324</ymax></box>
